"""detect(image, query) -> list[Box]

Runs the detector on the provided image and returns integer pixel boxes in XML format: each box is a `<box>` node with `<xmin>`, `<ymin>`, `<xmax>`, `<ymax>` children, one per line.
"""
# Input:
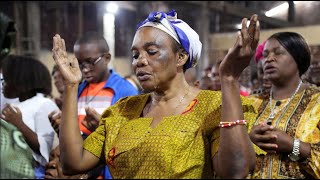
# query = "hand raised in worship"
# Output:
<box><xmin>219</xmin><ymin>14</ymin><xmax>260</xmax><ymax>80</ymax></box>
<box><xmin>81</xmin><ymin>107</ymin><xmax>101</xmax><ymax>132</ymax></box>
<box><xmin>52</xmin><ymin>34</ymin><xmax>82</xmax><ymax>86</ymax></box>
<box><xmin>48</xmin><ymin>110</ymin><xmax>61</xmax><ymax>136</ymax></box>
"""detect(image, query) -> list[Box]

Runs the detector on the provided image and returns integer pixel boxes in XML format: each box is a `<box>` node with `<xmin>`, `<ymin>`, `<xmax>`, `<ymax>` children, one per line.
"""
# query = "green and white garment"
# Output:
<box><xmin>0</xmin><ymin>119</ymin><xmax>34</xmax><ymax>178</ymax></box>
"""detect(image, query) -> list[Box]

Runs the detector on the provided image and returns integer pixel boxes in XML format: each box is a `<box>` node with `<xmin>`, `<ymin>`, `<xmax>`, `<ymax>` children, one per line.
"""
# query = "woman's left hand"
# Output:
<box><xmin>264</xmin><ymin>128</ymin><xmax>294</xmax><ymax>154</ymax></box>
<box><xmin>0</xmin><ymin>104</ymin><xmax>23</xmax><ymax>127</ymax></box>
<box><xmin>219</xmin><ymin>14</ymin><xmax>260</xmax><ymax>81</ymax></box>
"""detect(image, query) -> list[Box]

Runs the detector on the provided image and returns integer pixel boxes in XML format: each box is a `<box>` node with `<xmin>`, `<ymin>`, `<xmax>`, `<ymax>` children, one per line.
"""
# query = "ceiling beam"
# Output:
<box><xmin>187</xmin><ymin>1</ymin><xmax>297</xmax><ymax>28</ymax></box>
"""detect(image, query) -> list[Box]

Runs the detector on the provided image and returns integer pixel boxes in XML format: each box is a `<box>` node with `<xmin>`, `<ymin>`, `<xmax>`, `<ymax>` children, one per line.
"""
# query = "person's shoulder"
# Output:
<box><xmin>116</xmin><ymin>93</ymin><xmax>149</xmax><ymax>105</ymax></box>
<box><xmin>194</xmin><ymin>90</ymin><xmax>222</xmax><ymax>108</ymax></box>
<box><xmin>101</xmin><ymin>93</ymin><xmax>149</xmax><ymax>117</ymax></box>
<box><xmin>35</xmin><ymin>94</ymin><xmax>59</xmax><ymax>108</ymax></box>
<box><xmin>200</xmin><ymin>89</ymin><xmax>221</xmax><ymax>96</ymax></box>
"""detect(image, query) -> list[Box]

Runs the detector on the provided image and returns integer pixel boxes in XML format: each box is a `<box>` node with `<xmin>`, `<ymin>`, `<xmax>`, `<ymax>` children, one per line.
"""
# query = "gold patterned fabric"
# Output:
<box><xmin>247</xmin><ymin>86</ymin><xmax>320</xmax><ymax>179</ymax></box>
<box><xmin>83</xmin><ymin>90</ymin><xmax>257</xmax><ymax>179</ymax></box>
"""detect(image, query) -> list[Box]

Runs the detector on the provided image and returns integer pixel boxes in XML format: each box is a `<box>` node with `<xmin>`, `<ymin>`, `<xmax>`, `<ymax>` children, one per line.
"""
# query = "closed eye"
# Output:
<box><xmin>147</xmin><ymin>50</ymin><xmax>157</xmax><ymax>55</ymax></box>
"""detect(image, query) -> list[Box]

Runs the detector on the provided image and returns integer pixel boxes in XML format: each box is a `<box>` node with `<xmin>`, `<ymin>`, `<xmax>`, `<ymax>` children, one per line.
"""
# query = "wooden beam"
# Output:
<box><xmin>187</xmin><ymin>1</ymin><xmax>297</xmax><ymax>28</ymax></box>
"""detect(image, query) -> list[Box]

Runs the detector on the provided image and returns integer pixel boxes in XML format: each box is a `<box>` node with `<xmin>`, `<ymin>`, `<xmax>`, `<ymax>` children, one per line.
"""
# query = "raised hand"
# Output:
<box><xmin>219</xmin><ymin>14</ymin><xmax>260</xmax><ymax>80</ymax></box>
<box><xmin>52</xmin><ymin>34</ymin><xmax>82</xmax><ymax>86</ymax></box>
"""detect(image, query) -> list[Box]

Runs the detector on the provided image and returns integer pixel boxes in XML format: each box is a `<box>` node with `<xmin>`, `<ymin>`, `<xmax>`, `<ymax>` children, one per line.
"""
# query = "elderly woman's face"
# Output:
<box><xmin>262</xmin><ymin>38</ymin><xmax>299</xmax><ymax>82</ymax></box>
<box><xmin>131</xmin><ymin>27</ymin><xmax>179</xmax><ymax>91</ymax></box>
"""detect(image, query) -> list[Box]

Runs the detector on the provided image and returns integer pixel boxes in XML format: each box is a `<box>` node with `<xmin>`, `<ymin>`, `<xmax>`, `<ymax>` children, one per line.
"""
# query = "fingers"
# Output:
<box><xmin>61</xmin><ymin>38</ymin><xmax>66</xmax><ymax>52</ymax></box>
<box><xmin>70</xmin><ymin>56</ymin><xmax>80</xmax><ymax>69</ymax></box>
<box><xmin>254</xmin><ymin>133</ymin><xmax>277</xmax><ymax>142</ymax></box>
<box><xmin>254</xmin><ymin>123</ymin><xmax>274</xmax><ymax>134</ymax></box>
<box><xmin>247</xmin><ymin>14</ymin><xmax>258</xmax><ymax>41</ymax></box>
<box><xmin>48</xmin><ymin>111</ymin><xmax>56</xmax><ymax>119</ymax></box>
<box><xmin>252</xmin><ymin>20</ymin><xmax>260</xmax><ymax>50</ymax></box>
<box><xmin>48</xmin><ymin>110</ymin><xmax>61</xmax><ymax>120</ymax></box>
<box><xmin>2</xmin><ymin>104</ymin><xmax>20</xmax><ymax>115</ymax></box>
<box><xmin>82</xmin><ymin>118</ymin><xmax>99</xmax><ymax>132</ymax></box>
<box><xmin>240</xmin><ymin>18</ymin><xmax>249</xmax><ymax>44</ymax></box>
<box><xmin>256</xmin><ymin>142</ymin><xmax>278</xmax><ymax>152</ymax></box>
<box><xmin>52</xmin><ymin>34</ymin><xmax>67</xmax><ymax>63</ymax></box>
<box><xmin>52</xmin><ymin>35</ymin><xmax>58</xmax><ymax>52</ymax></box>
<box><xmin>48</xmin><ymin>111</ymin><xmax>61</xmax><ymax>134</ymax></box>
<box><xmin>232</xmin><ymin>31</ymin><xmax>243</xmax><ymax>54</ymax></box>
<box><xmin>85</xmin><ymin>107</ymin><xmax>100</xmax><ymax>118</ymax></box>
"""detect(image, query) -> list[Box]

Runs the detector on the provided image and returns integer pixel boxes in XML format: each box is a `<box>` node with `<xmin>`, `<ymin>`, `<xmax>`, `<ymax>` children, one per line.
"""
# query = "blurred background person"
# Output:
<box><xmin>210</xmin><ymin>60</ymin><xmax>222</xmax><ymax>91</ymax></box>
<box><xmin>199</xmin><ymin>75</ymin><xmax>214</xmax><ymax>90</ymax></box>
<box><xmin>51</xmin><ymin>64</ymin><xmax>65</xmax><ymax>110</ymax></box>
<box><xmin>303</xmin><ymin>45</ymin><xmax>320</xmax><ymax>87</ymax></box>
<box><xmin>0</xmin><ymin>12</ymin><xmax>35</xmax><ymax>179</ymax></box>
<box><xmin>0</xmin><ymin>55</ymin><xmax>59</xmax><ymax>179</ymax></box>
<box><xmin>184</xmin><ymin>67</ymin><xmax>200</xmax><ymax>88</ymax></box>
<box><xmin>73</xmin><ymin>31</ymin><xmax>139</xmax><ymax>138</ymax></box>
<box><xmin>250</xmin><ymin>41</ymin><xmax>272</xmax><ymax>99</ymax></box>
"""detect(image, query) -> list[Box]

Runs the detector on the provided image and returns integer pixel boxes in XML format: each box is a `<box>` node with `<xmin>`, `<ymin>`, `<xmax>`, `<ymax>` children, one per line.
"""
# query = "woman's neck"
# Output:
<box><xmin>151</xmin><ymin>75</ymin><xmax>190</xmax><ymax>104</ymax></box>
<box><xmin>271</xmin><ymin>78</ymin><xmax>302</xmax><ymax>100</ymax></box>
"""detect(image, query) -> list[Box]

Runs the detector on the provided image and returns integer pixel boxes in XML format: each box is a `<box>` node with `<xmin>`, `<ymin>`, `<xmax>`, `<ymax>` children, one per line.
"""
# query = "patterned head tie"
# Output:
<box><xmin>136</xmin><ymin>9</ymin><xmax>202</xmax><ymax>70</ymax></box>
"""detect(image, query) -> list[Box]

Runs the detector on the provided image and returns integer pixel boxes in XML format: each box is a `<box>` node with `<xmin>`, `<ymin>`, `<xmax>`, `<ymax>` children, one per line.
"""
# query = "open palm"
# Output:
<box><xmin>52</xmin><ymin>34</ymin><xmax>82</xmax><ymax>85</ymax></box>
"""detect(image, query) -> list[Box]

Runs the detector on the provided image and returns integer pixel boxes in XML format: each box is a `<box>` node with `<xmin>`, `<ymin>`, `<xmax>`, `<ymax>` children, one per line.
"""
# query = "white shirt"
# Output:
<box><xmin>12</xmin><ymin>93</ymin><xmax>59</xmax><ymax>166</ymax></box>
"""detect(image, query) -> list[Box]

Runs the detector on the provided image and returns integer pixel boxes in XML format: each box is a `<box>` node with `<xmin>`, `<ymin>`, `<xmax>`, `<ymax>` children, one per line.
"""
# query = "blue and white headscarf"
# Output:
<box><xmin>136</xmin><ymin>9</ymin><xmax>202</xmax><ymax>70</ymax></box>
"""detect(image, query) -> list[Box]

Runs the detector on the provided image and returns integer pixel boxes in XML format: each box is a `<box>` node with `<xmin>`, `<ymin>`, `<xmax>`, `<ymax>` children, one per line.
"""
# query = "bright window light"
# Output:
<box><xmin>265</xmin><ymin>2</ymin><xmax>288</xmax><ymax>17</ymax></box>
<box><xmin>265</xmin><ymin>1</ymin><xmax>306</xmax><ymax>17</ymax></box>
<box><xmin>106</xmin><ymin>2</ymin><xmax>118</xmax><ymax>14</ymax></box>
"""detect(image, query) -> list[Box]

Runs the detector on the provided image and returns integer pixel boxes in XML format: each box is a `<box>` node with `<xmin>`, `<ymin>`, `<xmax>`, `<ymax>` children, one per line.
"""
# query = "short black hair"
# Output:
<box><xmin>74</xmin><ymin>31</ymin><xmax>109</xmax><ymax>53</ymax></box>
<box><xmin>2</xmin><ymin>55</ymin><xmax>52</xmax><ymax>96</ymax></box>
<box><xmin>268</xmin><ymin>32</ymin><xmax>310</xmax><ymax>76</ymax></box>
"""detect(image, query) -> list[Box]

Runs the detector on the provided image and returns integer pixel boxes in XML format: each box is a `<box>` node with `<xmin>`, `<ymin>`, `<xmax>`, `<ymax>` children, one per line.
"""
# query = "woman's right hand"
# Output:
<box><xmin>52</xmin><ymin>34</ymin><xmax>82</xmax><ymax>85</ymax></box>
<box><xmin>249</xmin><ymin>123</ymin><xmax>278</xmax><ymax>153</ymax></box>
<box><xmin>219</xmin><ymin>14</ymin><xmax>260</xmax><ymax>81</ymax></box>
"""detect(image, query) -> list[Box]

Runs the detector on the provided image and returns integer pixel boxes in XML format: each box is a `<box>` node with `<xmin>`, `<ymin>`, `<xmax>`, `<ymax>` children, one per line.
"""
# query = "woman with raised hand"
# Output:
<box><xmin>52</xmin><ymin>10</ymin><xmax>260</xmax><ymax>178</ymax></box>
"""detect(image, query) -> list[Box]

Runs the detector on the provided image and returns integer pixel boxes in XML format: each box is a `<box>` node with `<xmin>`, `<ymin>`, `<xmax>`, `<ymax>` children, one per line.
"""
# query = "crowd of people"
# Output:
<box><xmin>0</xmin><ymin>8</ymin><xmax>319</xmax><ymax>179</ymax></box>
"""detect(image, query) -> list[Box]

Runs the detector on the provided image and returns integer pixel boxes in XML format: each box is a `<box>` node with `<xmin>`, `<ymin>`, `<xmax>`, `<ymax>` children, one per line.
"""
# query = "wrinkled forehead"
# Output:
<box><xmin>131</xmin><ymin>27</ymin><xmax>175</xmax><ymax>49</ymax></box>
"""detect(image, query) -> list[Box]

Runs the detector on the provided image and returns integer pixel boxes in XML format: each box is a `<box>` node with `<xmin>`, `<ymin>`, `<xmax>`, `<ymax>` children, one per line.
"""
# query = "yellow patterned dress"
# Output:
<box><xmin>247</xmin><ymin>86</ymin><xmax>320</xmax><ymax>179</ymax></box>
<box><xmin>83</xmin><ymin>90</ymin><xmax>257</xmax><ymax>178</ymax></box>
